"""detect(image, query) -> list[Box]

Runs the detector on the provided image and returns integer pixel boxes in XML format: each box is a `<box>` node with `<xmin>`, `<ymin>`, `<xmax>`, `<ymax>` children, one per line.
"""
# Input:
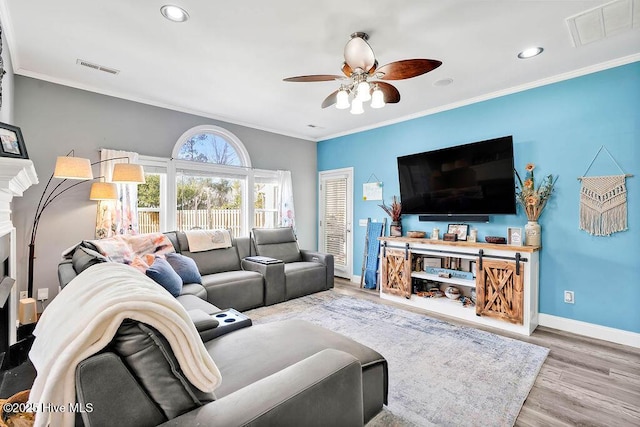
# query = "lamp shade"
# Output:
<box><xmin>89</xmin><ymin>182</ymin><xmax>118</xmax><ymax>200</ymax></box>
<box><xmin>112</xmin><ymin>163</ymin><xmax>145</xmax><ymax>184</ymax></box>
<box><xmin>53</xmin><ymin>156</ymin><xmax>93</xmax><ymax>180</ymax></box>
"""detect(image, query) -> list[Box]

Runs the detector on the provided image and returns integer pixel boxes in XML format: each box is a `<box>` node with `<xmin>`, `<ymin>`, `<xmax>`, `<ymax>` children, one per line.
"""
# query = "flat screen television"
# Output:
<box><xmin>397</xmin><ymin>136</ymin><xmax>516</xmax><ymax>217</ymax></box>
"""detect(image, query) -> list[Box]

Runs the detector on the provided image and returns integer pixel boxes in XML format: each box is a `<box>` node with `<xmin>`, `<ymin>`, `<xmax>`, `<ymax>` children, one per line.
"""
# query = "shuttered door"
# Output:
<box><xmin>322</xmin><ymin>177</ymin><xmax>347</xmax><ymax>268</ymax></box>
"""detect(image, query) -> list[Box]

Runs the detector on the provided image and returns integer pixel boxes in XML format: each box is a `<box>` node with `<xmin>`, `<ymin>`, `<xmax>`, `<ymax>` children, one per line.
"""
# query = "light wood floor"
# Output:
<box><xmin>333</xmin><ymin>278</ymin><xmax>640</xmax><ymax>427</ymax></box>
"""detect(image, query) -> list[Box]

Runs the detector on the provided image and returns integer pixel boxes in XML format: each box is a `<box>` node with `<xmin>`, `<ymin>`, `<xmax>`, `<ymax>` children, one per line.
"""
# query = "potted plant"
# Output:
<box><xmin>515</xmin><ymin>163</ymin><xmax>557</xmax><ymax>246</ymax></box>
<box><xmin>379</xmin><ymin>196</ymin><xmax>402</xmax><ymax>237</ymax></box>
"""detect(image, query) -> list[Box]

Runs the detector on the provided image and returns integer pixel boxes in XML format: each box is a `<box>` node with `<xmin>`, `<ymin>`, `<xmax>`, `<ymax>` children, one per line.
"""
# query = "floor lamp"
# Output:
<box><xmin>27</xmin><ymin>151</ymin><xmax>145</xmax><ymax>298</ymax></box>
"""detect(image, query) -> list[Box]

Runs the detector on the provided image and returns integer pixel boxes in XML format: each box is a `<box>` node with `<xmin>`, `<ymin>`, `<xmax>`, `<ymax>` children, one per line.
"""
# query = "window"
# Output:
<box><xmin>136</xmin><ymin>126</ymin><xmax>286</xmax><ymax>236</ymax></box>
<box><xmin>175</xmin><ymin>171</ymin><xmax>245</xmax><ymax>236</ymax></box>
<box><xmin>172</xmin><ymin>126</ymin><xmax>252</xmax><ymax>236</ymax></box>
<box><xmin>254</xmin><ymin>172</ymin><xmax>280</xmax><ymax>229</ymax></box>
<box><xmin>137</xmin><ymin>156</ymin><xmax>168</xmax><ymax>233</ymax></box>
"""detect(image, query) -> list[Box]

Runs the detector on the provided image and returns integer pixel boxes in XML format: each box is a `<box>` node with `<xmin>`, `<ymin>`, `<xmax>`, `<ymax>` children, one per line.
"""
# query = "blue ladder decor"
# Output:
<box><xmin>361</xmin><ymin>218</ymin><xmax>386</xmax><ymax>289</ymax></box>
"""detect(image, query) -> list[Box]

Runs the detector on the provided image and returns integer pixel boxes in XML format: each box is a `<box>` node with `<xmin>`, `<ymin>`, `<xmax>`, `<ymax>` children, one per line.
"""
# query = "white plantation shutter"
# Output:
<box><xmin>322</xmin><ymin>177</ymin><xmax>347</xmax><ymax>267</ymax></box>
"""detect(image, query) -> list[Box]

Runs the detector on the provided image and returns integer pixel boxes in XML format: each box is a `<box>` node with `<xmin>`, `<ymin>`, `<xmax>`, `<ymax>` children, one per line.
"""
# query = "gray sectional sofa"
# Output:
<box><xmin>59</xmin><ymin>229</ymin><xmax>334</xmax><ymax>312</ymax></box>
<box><xmin>56</xmin><ymin>229</ymin><xmax>388</xmax><ymax>426</ymax></box>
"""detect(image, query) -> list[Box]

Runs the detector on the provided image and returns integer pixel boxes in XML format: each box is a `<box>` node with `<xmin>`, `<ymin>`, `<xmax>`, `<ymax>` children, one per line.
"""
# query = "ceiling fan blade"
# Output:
<box><xmin>321</xmin><ymin>90</ymin><xmax>339</xmax><ymax>109</ymax></box>
<box><xmin>341</xmin><ymin>62</ymin><xmax>353</xmax><ymax>77</ymax></box>
<box><xmin>368</xmin><ymin>60</ymin><xmax>378</xmax><ymax>75</ymax></box>
<box><xmin>376</xmin><ymin>59</ymin><xmax>442</xmax><ymax>80</ymax></box>
<box><xmin>344</xmin><ymin>35</ymin><xmax>376</xmax><ymax>72</ymax></box>
<box><xmin>283</xmin><ymin>75</ymin><xmax>344</xmax><ymax>82</ymax></box>
<box><xmin>376</xmin><ymin>82</ymin><xmax>400</xmax><ymax>103</ymax></box>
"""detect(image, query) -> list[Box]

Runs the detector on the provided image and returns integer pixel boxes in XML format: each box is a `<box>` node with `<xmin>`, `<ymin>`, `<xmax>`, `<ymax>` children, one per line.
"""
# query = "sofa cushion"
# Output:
<box><xmin>205</xmin><ymin>319</ymin><xmax>387</xmax><ymax>422</ymax></box>
<box><xmin>166</xmin><ymin>253</ymin><xmax>202</xmax><ymax>285</ymax></box>
<box><xmin>72</xmin><ymin>246</ymin><xmax>110</xmax><ymax>274</ymax></box>
<box><xmin>177</xmin><ymin>231</ymin><xmax>241</xmax><ymax>274</ymax></box>
<box><xmin>180</xmin><ymin>283</ymin><xmax>208</xmax><ymax>300</ymax></box>
<box><xmin>201</xmin><ymin>271</ymin><xmax>264</xmax><ymax>311</ymax></box>
<box><xmin>252</xmin><ymin>228</ymin><xmax>302</xmax><ymax>263</ymax></box>
<box><xmin>111</xmin><ymin>320</ymin><xmax>215</xmax><ymax>420</ymax></box>
<box><xmin>283</xmin><ymin>262</ymin><xmax>327</xmax><ymax>299</ymax></box>
<box><xmin>146</xmin><ymin>257</ymin><xmax>183</xmax><ymax>297</ymax></box>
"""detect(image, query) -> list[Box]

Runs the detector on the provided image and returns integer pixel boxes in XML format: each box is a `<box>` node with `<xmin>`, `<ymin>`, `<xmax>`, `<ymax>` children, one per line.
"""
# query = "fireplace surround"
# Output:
<box><xmin>0</xmin><ymin>158</ymin><xmax>38</xmax><ymax>363</ymax></box>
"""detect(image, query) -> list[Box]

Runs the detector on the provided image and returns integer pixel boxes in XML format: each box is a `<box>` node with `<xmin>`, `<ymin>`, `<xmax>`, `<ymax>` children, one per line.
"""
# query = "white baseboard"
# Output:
<box><xmin>351</xmin><ymin>275</ymin><xmax>361</xmax><ymax>284</ymax></box>
<box><xmin>538</xmin><ymin>313</ymin><xmax>640</xmax><ymax>349</ymax></box>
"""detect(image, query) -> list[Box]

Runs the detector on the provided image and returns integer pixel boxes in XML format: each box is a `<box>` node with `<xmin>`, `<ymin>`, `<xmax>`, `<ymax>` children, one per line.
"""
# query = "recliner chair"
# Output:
<box><xmin>250</xmin><ymin>227</ymin><xmax>334</xmax><ymax>302</ymax></box>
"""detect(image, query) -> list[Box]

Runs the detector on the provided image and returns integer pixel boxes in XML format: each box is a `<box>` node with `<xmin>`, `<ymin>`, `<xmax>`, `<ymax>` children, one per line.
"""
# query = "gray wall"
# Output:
<box><xmin>12</xmin><ymin>76</ymin><xmax>317</xmax><ymax>301</ymax></box>
<box><xmin>0</xmin><ymin>22</ymin><xmax>14</xmax><ymax>124</ymax></box>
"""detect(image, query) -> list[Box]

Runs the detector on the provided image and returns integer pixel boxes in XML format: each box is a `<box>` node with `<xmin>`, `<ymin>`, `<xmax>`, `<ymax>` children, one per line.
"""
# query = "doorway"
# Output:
<box><xmin>319</xmin><ymin>168</ymin><xmax>353</xmax><ymax>280</ymax></box>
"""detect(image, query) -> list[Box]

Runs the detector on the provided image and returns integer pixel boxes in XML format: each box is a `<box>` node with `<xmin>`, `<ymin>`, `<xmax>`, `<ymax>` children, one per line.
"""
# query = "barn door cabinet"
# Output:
<box><xmin>379</xmin><ymin>237</ymin><xmax>540</xmax><ymax>336</ymax></box>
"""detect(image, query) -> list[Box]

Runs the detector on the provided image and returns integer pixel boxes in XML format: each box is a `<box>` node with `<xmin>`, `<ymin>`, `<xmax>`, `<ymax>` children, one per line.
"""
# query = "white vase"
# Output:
<box><xmin>525</xmin><ymin>221</ymin><xmax>541</xmax><ymax>246</ymax></box>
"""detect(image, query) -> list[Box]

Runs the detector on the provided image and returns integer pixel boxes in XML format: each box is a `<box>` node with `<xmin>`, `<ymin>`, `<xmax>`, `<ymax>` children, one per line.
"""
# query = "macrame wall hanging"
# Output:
<box><xmin>578</xmin><ymin>146</ymin><xmax>633</xmax><ymax>236</ymax></box>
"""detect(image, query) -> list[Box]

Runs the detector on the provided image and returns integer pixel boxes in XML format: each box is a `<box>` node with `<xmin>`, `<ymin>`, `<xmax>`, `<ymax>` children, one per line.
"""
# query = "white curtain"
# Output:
<box><xmin>95</xmin><ymin>149</ymin><xmax>140</xmax><ymax>238</ymax></box>
<box><xmin>277</xmin><ymin>170</ymin><xmax>295</xmax><ymax>230</ymax></box>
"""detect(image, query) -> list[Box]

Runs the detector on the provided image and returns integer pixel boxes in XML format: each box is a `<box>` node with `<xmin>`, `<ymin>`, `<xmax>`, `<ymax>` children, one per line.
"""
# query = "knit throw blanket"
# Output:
<box><xmin>579</xmin><ymin>175</ymin><xmax>628</xmax><ymax>236</ymax></box>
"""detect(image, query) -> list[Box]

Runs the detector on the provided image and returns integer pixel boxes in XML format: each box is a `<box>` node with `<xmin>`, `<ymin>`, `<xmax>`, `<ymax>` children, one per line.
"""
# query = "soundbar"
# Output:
<box><xmin>418</xmin><ymin>215</ymin><xmax>490</xmax><ymax>223</ymax></box>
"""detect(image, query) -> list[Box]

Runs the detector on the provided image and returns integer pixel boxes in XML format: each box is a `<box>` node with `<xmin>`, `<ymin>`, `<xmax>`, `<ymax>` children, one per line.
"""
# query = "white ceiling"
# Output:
<box><xmin>1</xmin><ymin>0</ymin><xmax>639</xmax><ymax>141</ymax></box>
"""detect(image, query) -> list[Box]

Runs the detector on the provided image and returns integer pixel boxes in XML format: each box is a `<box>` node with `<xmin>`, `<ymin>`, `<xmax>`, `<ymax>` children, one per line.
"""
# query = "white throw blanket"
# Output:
<box><xmin>185</xmin><ymin>228</ymin><xmax>232</xmax><ymax>252</ymax></box>
<box><xmin>28</xmin><ymin>263</ymin><xmax>222</xmax><ymax>427</ymax></box>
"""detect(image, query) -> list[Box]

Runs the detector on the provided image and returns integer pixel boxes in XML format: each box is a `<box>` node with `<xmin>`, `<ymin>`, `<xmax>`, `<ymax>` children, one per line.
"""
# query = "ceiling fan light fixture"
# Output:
<box><xmin>160</xmin><ymin>5</ymin><xmax>190</xmax><ymax>22</ymax></box>
<box><xmin>336</xmin><ymin>89</ymin><xmax>350</xmax><ymax>109</ymax></box>
<box><xmin>371</xmin><ymin>87</ymin><xmax>385</xmax><ymax>109</ymax></box>
<box><xmin>517</xmin><ymin>47</ymin><xmax>543</xmax><ymax>59</ymax></box>
<box><xmin>350</xmin><ymin>98</ymin><xmax>364</xmax><ymax>115</ymax></box>
<box><xmin>356</xmin><ymin>81</ymin><xmax>371</xmax><ymax>102</ymax></box>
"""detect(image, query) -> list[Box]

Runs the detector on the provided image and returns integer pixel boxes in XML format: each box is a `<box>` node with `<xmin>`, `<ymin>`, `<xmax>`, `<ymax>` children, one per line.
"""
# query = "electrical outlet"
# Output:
<box><xmin>37</xmin><ymin>288</ymin><xmax>49</xmax><ymax>301</ymax></box>
<box><xmin>564</xmin><ymin>290</ymin><xmax>574</xmax><ymax>304</ymax></box>
<box><xmin>19</xmin><ymin>291</ymin><xmax>28</xmax><ymax>300</ymax></box>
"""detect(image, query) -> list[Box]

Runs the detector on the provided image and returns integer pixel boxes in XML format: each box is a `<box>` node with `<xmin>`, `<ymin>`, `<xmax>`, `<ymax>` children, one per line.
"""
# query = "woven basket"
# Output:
<box><xmin>0</xmin><ymin>389</ymin><xmax>34</xmax><ymax>427</ymax></box>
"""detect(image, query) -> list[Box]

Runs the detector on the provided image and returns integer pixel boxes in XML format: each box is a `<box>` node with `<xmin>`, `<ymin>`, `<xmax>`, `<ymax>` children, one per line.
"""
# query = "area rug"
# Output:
<box><xmin>246</xmin><ymin>291</ymin><xmax>549</xmax><ymax>427</ymax></box>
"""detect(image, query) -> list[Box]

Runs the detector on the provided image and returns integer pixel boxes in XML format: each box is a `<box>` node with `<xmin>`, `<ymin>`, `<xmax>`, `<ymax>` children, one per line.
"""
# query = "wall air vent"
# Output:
<box><xmin>566</xmin><ymin>0</ymin><xmax>639</xmax><ymax>47</ymax></box>
<box><xmin>76</xmin><ymin>59</ymin><xmax>120</xmax><ymax>75</ymax></box>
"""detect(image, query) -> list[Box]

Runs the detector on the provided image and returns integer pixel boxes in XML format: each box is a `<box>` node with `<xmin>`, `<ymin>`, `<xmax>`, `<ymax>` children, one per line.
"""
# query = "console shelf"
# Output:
<box><xmin>379</xmin><ymin>237</ymin><xmax>540</xmax><ymax>336</ymax></box>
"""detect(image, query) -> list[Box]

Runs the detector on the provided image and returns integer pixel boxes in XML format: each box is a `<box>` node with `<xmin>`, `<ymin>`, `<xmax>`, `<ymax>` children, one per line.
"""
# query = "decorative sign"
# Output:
<box><xmin>363</xmin><ymin>182</ymin><xmax>383</xmax><ymax>201</ymax></box>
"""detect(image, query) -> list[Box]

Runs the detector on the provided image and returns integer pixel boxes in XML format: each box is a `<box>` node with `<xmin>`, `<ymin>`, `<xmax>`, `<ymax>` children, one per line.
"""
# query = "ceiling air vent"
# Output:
<box><xmin>566</xmin><ymin>0</ymin><xmax>640</xmax><ymax>47</ymax></box>
<box><xmin>76</xmin><ymin>59</ymin><xmax>120</xmax><ymax>75</ymax></box>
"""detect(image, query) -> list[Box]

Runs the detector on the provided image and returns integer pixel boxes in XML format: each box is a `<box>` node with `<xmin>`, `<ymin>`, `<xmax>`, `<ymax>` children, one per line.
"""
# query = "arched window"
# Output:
<box><xmin>170</xmin><ymin>125</ymin><xmax>253</xmax><ymax>235</ymax></box>
<box><xmin>172</xmin><ymin>125</ymin><xmax>251</xmax><ymax>167</ymax></box>
<box><xmin>137</xmin><ymin>125</ymin><xmax>284</xmax><ymax>237</ymax></box>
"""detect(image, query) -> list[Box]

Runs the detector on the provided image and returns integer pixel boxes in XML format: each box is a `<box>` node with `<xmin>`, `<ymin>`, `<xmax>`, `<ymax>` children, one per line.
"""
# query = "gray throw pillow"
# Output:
<box><xmin>110</xmin><ymin>320</ymin><xmax>215</xmax><ymax>420</ymax></box>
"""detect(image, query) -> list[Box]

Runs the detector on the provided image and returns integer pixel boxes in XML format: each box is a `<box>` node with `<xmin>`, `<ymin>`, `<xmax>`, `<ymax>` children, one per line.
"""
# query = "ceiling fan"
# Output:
<box><xmin>283</xmin><ymin>32</ymin><xmax>442</xmax><ymax>114</ymax></box>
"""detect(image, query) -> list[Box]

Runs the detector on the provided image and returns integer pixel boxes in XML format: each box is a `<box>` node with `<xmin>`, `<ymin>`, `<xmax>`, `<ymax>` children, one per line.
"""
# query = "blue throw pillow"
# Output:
<box><xmin>165</xmin><ymin>253</ymin><xmax>202</xmax><ymax>285</ymax></box>
<box><xmin>146</xmin><ymin>257</ymin><xmax>183</xmax><ymax>297</ymax></box>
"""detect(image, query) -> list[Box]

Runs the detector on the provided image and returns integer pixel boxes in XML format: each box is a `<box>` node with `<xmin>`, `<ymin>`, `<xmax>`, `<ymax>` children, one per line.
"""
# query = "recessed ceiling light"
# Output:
<box><xmin>517</xmin><ymin>47</ymin><xmax>544</xmax><ymax>59</ymax></box>
<box><xmin>160</xmin><ymin>5</ymin><xmax>189</xmax><ymax>22</ymax></box>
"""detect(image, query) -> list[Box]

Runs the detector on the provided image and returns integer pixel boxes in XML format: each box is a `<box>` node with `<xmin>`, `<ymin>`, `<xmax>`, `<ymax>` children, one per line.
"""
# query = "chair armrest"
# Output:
<box><xmin>159</xmin><ymin>349</ymin><xmax>363</xmax><ymax>427</ymax></box>
<box><xmin>300</xmin><ymin>250</ymin><xmax>334</xmax><ymax>289</ymax></box>
<box><xmin>187</xmin><ymin>309</ymin><xmax>219</xmax><ymax>330</ymax></box>
<box><xmin>241</xmin><ymin>259</ymin><xmax>286</xmax><ymax>306</ymax></box>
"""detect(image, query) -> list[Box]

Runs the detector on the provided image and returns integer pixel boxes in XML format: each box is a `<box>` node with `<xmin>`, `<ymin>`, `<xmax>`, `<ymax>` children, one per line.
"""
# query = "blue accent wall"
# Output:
<box><xmin>318</xmin><ymin>62</ymin><xmax>639</xmax><ymax>333</ymax></box>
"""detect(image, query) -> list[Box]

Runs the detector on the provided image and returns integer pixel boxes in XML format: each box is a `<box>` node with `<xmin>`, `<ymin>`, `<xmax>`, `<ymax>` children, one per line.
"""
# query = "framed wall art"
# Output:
<box><xmin>507</xmin><ymin>227</ymin><xmax>523</xmax><ymax>246</ymax></box>
<box><xmin>0</xmin><ymin>123</ymin><xmax>28</xmax><ymax>159</ymax></box>
<box><xmin>447</xmin><ymin>223</ymin><xmax>469</xmax><ymax>241</ymax></box>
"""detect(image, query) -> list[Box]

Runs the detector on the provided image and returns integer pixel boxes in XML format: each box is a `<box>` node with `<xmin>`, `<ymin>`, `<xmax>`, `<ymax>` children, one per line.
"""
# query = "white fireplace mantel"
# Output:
<box><xmin>0</xmin><ymin>158</ymin><xmax>39</xmax><ymax>235</ymax></box>
<box><xmin>0</xmin><ymin>157</ymin><xmax>38</xmax><ymax>346</ymax></box>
